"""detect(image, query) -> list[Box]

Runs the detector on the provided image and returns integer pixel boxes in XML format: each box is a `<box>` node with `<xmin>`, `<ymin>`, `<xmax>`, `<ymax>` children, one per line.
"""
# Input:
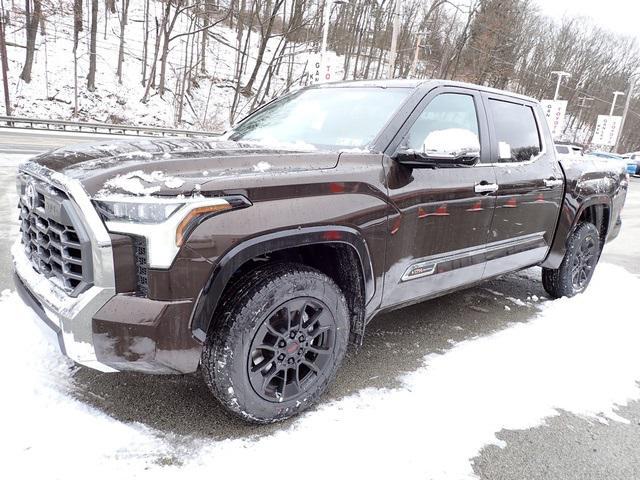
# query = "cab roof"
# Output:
<box><xmin>317</xmin><ymin>78</ymin><xmax>539</xmax><ymax>104</ymax></box>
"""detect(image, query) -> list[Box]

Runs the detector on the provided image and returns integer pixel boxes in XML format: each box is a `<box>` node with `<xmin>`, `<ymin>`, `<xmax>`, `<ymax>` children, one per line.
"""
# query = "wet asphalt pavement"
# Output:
<box><xmin>1</xmin><ymin>140</ymin><xmax>639</xmax><ymax>477</ymax></box>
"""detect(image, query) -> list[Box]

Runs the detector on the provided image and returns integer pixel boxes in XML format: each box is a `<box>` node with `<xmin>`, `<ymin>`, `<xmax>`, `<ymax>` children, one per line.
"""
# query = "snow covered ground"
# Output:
<box><xmin>1</xmin><ymin>261</ymin><xmax>639</xmax><ymax>478</ymax></box>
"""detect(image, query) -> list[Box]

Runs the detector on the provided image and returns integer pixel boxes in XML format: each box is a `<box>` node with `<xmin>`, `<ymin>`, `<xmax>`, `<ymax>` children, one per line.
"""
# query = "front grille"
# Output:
<box><xmin>18</xmin><ymin>175</ymin><xmax>93</xmax><ymax>296</ymax></box>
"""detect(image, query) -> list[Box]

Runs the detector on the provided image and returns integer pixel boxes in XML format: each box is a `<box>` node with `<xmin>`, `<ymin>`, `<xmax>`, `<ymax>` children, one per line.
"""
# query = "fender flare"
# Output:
<box><xmin>542</xmin><ymin>194</ymin><xmax>611</xmax><ymax>269</ymax></box>
<box><xmin>189</xmin><ymin>225</ymin><xmax>375</xmax><ymax>342</ymax></box>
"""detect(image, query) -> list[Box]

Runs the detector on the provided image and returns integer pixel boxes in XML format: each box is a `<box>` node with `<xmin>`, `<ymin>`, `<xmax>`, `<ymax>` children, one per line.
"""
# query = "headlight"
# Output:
<box><xmin>94</xmin><ymin>195</ymin><xmax>250</xmax><ymax>268</ymax></box>
<box><xmin>94</xmin><ymin>200</ymin><xmax>183</xmax><ymax>223</ymax></box>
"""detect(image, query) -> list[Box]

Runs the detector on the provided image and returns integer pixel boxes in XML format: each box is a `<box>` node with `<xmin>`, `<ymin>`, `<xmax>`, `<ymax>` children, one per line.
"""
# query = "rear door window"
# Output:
<box><xmin>488</xmin><ymin>99</ymin><xmax>541</xmax><ymax>162</ymax></box>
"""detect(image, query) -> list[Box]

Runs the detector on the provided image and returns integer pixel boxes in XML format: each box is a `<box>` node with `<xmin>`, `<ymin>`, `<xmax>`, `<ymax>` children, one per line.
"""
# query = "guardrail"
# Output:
<box><xmin>0</xmin><ymin>116</ymin><xmax>216</xmax><ymax>137</ymax></box>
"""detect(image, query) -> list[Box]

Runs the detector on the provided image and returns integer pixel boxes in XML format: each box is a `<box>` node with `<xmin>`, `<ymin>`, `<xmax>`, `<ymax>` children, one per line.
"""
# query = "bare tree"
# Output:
<box><xmin>0</xmin><ymin>3</ymin><xmax>11</xmax><ymax>114</ymax></box>
<box><xmin>116</xmin><ymin>0</ymin><xmax>130</xmax><ymax>83</ymax></box>
<box><xmin>19</xmin><ymin>0</ymin><xmax>42</xmax><ymax>83</ymax></box>
<box><xmin>86</xmin><ymin>0</ymin><xmax>98</xmax><ymax>91</ymax></box>
<box><xmin>73</xmin><ymin>0</ymin><xmax>83</xmax><ymax>115</ymax></box>
<box><xmin>242</xmin><ymin>0</ymin><xmax>285</xmax><ymax>94</ymax></box>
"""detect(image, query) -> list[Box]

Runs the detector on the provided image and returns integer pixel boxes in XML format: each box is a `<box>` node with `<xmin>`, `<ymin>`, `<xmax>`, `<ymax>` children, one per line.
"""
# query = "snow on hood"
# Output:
<box><xmin>99</xmin><ymin>170</ymin><xmax>185</xmax><ymax>196</ymax></box>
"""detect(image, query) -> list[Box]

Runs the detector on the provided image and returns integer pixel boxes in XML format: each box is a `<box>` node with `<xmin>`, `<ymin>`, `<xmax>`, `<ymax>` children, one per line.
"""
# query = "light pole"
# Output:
<box><xmin>609</xmin><ymin>90</ymin><xmax>625</xmax><ymax>116</ymax></box>
<box><xmin>614</xmin><ymin>72</ymin><xmax>640</xmax><ymax>153</ymax></box>
<box><xmin>551</xmin><ymin>71</ymin><xmax>571</xmax><ymax>100</ymax></box>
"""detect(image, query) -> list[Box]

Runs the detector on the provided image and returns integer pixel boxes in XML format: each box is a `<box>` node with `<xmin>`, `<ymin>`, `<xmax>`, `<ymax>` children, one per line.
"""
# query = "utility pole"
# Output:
<box><xmin>551</xmin><ymin>71</ymin><xmax>571</xmax><ymax>100</ymax></box>
<box><xmin>409</xmin><ymin>31</ymin><xmax>428</xmax><ymax>79</ymax></box>
<box><xmin>609</xmin><ymin>90</ymin><xmax>625</xmax><ymax>116</ymax></box>
<box><xmin>319</xmin><ymin>0</ymin><xmax>345</xmax><ymax>83</ymax></box>
<box><xmin>614</xmin><ymin>73</ymin><xmax>639</xmax><ymax>153</ymax></box>
<box><xmin>387</xmin><ymin>0</ymin><xmax>401</xmax><ymax>79</ymax></box>
<box><xmin>0</xmin><ymin>6</ymin><xmax>11</xmax><ymax>116</ymax></box>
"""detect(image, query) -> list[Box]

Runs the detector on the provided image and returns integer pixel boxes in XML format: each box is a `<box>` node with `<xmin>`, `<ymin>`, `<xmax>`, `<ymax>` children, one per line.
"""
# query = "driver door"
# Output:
<box><xmin>381</xmin><ymin>86</ymin><xmax>497</xmax><ymax>309</ymax></box>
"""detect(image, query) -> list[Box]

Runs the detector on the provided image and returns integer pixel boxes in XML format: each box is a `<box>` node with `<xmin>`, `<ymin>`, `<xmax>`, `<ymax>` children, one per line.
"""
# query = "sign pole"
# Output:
<box><xmin>609</xmin><ymin>91</ymin><xmax>625</xmax><ymax>116</ymax></box>
<box><xmin>614</xmin><ymin>77</ymin><xmax>638</xmax><ymax>153</ymax></box>
<box><xmin>551</xmin><ymin>71</ymin><xmax>571</xmax><ymax>101</ymax></box>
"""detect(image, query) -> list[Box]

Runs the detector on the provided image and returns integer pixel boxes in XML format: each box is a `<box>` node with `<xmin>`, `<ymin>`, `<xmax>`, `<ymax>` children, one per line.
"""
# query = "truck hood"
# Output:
<box><xmin>27</xmin><ymin>137</ymin><xmax>339</xmax><ymax>197</ymax></box>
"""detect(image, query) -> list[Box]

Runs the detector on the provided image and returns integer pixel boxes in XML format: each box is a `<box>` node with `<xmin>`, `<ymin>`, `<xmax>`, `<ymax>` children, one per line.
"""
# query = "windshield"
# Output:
<box><xmin>227</xmin><ymin>87</ymin><xmax>412</xmax><ymax>150</ymax></box>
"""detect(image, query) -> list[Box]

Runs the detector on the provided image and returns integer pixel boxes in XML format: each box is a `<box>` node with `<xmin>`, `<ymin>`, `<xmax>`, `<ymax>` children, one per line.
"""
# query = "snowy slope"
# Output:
<box><xmin>4</xmin><ymin>3</ymin><xmax>338</xmax><ymax>131</ymax></box>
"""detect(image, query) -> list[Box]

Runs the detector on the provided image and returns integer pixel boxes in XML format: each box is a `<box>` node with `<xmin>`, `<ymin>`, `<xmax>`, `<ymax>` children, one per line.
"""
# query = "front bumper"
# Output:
<box><xmin>13</xmin><ymin>162</ymin><xmax>202</xmax><ymax>374</ymax></box>
<box><xmin>13</xmin><ymin>162</ymin><xmax>119</xmax><ymax>372</ymax></box>
<box><xmin>13</xmin><ymin>241</ymin><xmax>117</xmax><ymax>372</ymax></box>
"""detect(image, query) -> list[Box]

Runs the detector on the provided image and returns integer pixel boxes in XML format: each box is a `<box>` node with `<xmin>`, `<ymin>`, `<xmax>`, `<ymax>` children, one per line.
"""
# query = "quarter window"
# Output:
<box><xmin>488</xmin><ymin>99</ymin><xmax>541</xmax><ymax>162</ymax></box>
<box><xmin>402</xmin><ymin>93</ymin><xmax>480</xmax><ymax>154</ymax></box>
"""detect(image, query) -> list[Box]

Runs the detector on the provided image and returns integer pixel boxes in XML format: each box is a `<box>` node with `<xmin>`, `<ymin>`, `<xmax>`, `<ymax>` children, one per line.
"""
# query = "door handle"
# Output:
<box><xmin>543</xmin><ymin>177</ymin><xmax>563</xmax><ymax>187</ymax></box>
<box><xmin>474</xmin><ymin>182</ymin><xmax>499</xmax><ymax>194</ymax></box>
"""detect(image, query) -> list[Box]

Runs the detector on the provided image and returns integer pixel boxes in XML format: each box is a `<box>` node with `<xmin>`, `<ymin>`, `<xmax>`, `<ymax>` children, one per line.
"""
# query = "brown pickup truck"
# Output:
<box><xmin>13</xmin><ymin>80</ymin><xmax>628</xmax><ymax>423</ymax></box>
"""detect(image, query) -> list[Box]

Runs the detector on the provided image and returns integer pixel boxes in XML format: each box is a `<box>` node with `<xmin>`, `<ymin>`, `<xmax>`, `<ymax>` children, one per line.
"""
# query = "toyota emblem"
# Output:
<box><xmin>25</xmin><ymin>182</ymin><xmax>36</xmax><ymax>210</ymax></box>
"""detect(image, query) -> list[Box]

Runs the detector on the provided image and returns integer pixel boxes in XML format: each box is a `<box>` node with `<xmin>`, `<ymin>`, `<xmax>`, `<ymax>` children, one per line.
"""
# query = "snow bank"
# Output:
<box><xmin>2</xmin><ymin>263</ymin><xmax>640</xmax><ymax>479</ymax></box>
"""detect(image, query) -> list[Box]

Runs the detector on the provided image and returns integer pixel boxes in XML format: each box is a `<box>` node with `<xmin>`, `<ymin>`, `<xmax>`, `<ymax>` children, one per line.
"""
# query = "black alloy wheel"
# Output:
<box><xmin>542</xmin><ymin>222</ymin><xmax>601</xmax><ymax>298</ymax></box>
<box><xmin>570</xmin><ymin>233</ymin><xmax>598</xmax><ymax>292</ymax></box>
<box><xmin>248</xmin><ymin>297</ymin><xmax>336</xmax><ymax>402</ymax></box>
<box><xmin>201</xmin><ymin>263</ymin><xmax>350</xmax><ymax>423</ymax></box>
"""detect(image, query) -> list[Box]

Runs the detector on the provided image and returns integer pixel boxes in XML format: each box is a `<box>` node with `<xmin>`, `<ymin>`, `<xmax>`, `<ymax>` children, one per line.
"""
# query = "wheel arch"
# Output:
<box><xmin>189</xmin><ymin>226</ymin><xmax>375</xmax><ymax>344</ymax></box>
<box><xmin>542</xmin><ymin>195</ymin><xmax>611</xmax><ymax>269</ymax></box>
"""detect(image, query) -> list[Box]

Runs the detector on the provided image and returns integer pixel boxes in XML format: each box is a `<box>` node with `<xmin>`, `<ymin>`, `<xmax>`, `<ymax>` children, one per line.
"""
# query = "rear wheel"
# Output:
<box><xmin>201</xmin><ymin>263</ymin><xmax>349</xmax><ymax>423</ymax></box>
<box><xmin>542</xmin><ymin>222</ymin><xmax>601</xmax><ymax>298</ymax></box>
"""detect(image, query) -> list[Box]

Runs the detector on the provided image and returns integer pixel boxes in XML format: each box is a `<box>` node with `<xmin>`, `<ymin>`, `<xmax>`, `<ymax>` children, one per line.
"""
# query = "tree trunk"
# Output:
<box><xmin>19</xmin><ymin>0</ymin><xmax>42</xmax><ymax>83</ymax></box>
<box><xmin>141</xmin><ymin>0</ymin><xmax>149</xmax><ymax>86</ymax></box>
<box><xmin>158</xmin><ymin>29</ymin><xmax>171</xmax><ymax>96</ymax></box>
<box><xmin>116</xmin><ymin>0</ymin><xmax>129</xmax><ymax>83</ymax></box>
<box><xmin>73</xmin><ymin>0</ymin><xmax>83</xmax><ymax>115</ymax></box>
<box><xmin>86</xmin><ymin>0</ymin><xmax>98</xmax><ymax>91</ymax></box>
<box><xmin>200</xmin><ymin>8</ymin><xmax>208</xmax><ymax>74</ymax></box>
<box><xmin>0</xmin><ymin>13</ymin><xmax>12</xmax><ymax>115</ymax></box>
<box><xmin>158</xmin><ymin>0</ymin><xmax>184</xmax><ymax>97</ymax></box>
<box><xmin>141</xmin><ymin>1</ymin><xmax>171</xmax><ymax>103</ymax></box>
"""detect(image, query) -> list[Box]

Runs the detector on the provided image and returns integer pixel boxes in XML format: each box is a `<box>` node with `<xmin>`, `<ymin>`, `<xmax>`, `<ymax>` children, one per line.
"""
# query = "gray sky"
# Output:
<box><xmin>535</xmin><ymin>0</ymin><xmax>640</xmax><ymax>40</ymax></box>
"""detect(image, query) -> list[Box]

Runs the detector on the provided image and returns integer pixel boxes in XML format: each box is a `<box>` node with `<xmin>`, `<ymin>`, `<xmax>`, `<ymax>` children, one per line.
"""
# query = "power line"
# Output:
<box><xmin>464</xmin><ymin>43</ymin><xmax>640</xmax><ymax>120</ymax></box>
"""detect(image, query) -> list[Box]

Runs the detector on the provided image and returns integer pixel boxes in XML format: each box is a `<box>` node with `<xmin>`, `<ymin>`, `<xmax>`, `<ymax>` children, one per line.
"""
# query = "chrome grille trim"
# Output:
<box><xmin>17</xmin><ymin>175</ymin><xmax>93</xmax><ymax>296</ymax></box>
<box><xmin>14</xmin><ymin>161</ymin><xmax>117</xmax><ymax>371</ymax></box>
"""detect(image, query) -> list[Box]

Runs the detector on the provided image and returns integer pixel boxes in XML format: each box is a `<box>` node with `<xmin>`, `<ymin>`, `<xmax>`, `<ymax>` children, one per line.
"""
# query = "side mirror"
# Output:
<box><xmin>422</xmin><ymin>128</ymin><xmax>480</xmax><ymax>165</ymax></box>
<box><xmin>394</xmin><ymin>128</ymin><xmax>480</xmax><ymax>167</ymax></box>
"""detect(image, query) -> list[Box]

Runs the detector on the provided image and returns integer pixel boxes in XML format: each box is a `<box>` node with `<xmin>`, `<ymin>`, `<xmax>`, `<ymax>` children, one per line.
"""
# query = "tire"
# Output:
<box><xmin>201</xmin><ymin>262</ymin><xmax>350</xmax><ymax>423</ymax></box>
<box><xmin>542</xmin><ymin>222</ymin><xmax>601</xmax><ymax>299</ymax></box>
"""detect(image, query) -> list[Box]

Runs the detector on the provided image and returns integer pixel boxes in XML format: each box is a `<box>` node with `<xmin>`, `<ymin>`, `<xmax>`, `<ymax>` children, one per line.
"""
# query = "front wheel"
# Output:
<box><xmin>542</xmin><ymin>222</ymin><xmax>601</xmax><ymax>298</ymax></box>
<box><xmin>201</xmin><ymin>263</ymin><xmax>350</xmax><ymax>423</ymax></box>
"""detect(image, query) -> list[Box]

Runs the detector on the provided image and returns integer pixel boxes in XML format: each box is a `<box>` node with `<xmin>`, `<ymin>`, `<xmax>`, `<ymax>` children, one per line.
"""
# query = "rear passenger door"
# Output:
<box><xmin>481</xmin><ymin>93</ymin><xmax>564</xmax><ymax>278</ymax></box>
